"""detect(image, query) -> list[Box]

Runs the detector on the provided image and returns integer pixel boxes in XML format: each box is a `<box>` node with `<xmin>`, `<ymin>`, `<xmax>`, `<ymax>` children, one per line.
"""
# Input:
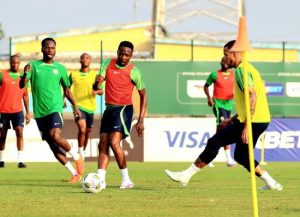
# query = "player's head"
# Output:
<box><xmin>41</xmin><ymin>37</ymin><xmax>56</xmax><ymax>61</ymax></box>
<box><xmin>80</xmin><ymin>53</ymin><xmax>91</xmax><ymax>68</ymax></box>
<box><xmin>223</xmin><ymin>40</ymin><xmax>241</xmax><ymax>68</ymax></box>
<box><xmin>9</xmin><ymin>54</ymin><xmax>21</xmax><ymax>72</ymax></box>
<box><xmin>220</xmin><ymin>56</ymin><xmax>230</xmax><ymax>72</ymax></box>
<box><xmin>117</xmin><ymin>41</ymin><xmax>134</xmax><ymax>67</ymax></box>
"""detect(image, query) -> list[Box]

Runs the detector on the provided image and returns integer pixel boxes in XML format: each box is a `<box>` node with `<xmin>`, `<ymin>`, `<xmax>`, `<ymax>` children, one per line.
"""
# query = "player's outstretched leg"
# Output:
<box><xmin>258</xmin><ymin>170</ymin><xmax>283</xmax><ymax>191</ymax></box>
<box><xmin>165</xmin><ymin>163</ymin><xmax>200</xmax><ymax>187</ymax></box>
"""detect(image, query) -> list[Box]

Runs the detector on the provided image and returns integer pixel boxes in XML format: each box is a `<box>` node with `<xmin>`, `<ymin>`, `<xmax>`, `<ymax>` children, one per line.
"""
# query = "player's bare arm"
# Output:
<box><xmin>91</xmin><ymin>88</ymin><xmax>104</xmax><ymax>96</ymax></box>
<box><xmin>135</xmin><ymin>88</ymin><xmax>147</xmax><ymax>137</ymax></box>
<box><xmin>23</xmin><ymin>88</ymin><xmax>31</xmax><ymax>124</ymax></box>
<box><xmin>63</xmin><ymin>87</ymin><xmax>82</xmax><ymax>120</ymax></box>
<box><xmin>19</xmin><ymin>64</ymin><xmax>30</xmax><ymax>88</ymax></box>
<box><xmin>92</xmin><ymin>75</ymin><xmax>104</xmax><ymax>90</ymax></box>
<box><xmin>241</xmin><ymin>122</ymin><xmax>248</xmax><ymax>144</ymax></box>
<box><xmin>249</xmin><ymin>86</ymin><xmax>256</xmax><ymax>116</ymax></box>
<box><xmin>204</xmin><ymin>84</ymin><xmax>213</xmax><ymax>107</ymax></box>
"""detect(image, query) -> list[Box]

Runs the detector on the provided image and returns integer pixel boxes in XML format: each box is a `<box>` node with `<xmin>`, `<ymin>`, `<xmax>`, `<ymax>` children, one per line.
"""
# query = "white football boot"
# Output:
<box><xmin>259</xmin><ymin>182</ymin><xmax>283</xmax><ymax>191</ymax></box>
<box><xmin>165</xmin><ymin>170</ymin><xmax>190</xmax><ymax>187</ymax></box>
<box><xmin>120</xmin><ymin>180</ymin><xmax>134</xmax><ymax>189</ymax></box>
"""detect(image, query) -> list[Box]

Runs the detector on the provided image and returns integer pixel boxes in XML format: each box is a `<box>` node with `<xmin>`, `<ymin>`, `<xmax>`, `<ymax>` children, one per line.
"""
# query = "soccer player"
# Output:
<box><xmin>0</xmin><ymin>55</ymin><xmax>30</xmax><ymax>168</ymax></box>
<box><xmin>165</xmin><ymin>40</ymin><xmax>283</xmax><ymax>191</ymax></box>
<box><xmin>19</xmin><ymin>38</ymin><xmax>84</xmax><ymax>183</ymax></box>
<box><xmin>204</xmin><ymin>56</ymin><xmax>236</xmax><ymax>167</ymax></box>
<box><xmin>69</xmin><ymin>53</ymin><xmax>103</xmax><ymax>160</ymax></box>
<box><xmin>93</xmin><ymin>41</ymin><xmax>147</xmax><ymax>189</ymax></box>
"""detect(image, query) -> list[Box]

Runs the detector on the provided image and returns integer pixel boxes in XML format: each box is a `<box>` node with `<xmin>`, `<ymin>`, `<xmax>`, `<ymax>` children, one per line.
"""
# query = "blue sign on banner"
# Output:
<box><xmin>230</xmin><ymin>118</ymin><xmax>300</xmax><ymax>162</ymax></box>
<box><xmin>265</xmin><ymin>83</ymin><xmax>285</xmax><ymax>96</ymax></box>
<box><xmin>260</xmin><ymin>118</ymin><xmax>300</xmax><ymax>161</ymax></box>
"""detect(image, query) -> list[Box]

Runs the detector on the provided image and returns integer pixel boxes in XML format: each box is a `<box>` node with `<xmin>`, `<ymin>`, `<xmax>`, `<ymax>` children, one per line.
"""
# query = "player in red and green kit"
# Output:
<box><xmin>93</xmin><ymin>41</ymin><xmax>147</xmax><ymax>189</ymax></box>
<box><xmin>20</xmin><ymin>38</ymin><xmax>84</xmax><ymax>183</ymax></box>
<box><xmin>204</xmin><ymin>56</ymin><xmax>236</xmax><ymax>167</ymax></box>
<box><xmin>69</xmin><ymin>53</ymin><xmax>103</xmax><ymax>161</ymax></box>
<box><xmin>0</xmin><ymin>55</ymin><xmax>30</xmax><ymax>168</ymax></box>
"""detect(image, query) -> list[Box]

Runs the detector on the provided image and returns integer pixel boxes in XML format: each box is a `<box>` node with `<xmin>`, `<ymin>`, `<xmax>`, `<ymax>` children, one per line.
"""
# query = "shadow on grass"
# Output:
<box><xmin>0</xmin><ymin>179</ymin><xmax>82</xmax><ymax>188</ymax></box>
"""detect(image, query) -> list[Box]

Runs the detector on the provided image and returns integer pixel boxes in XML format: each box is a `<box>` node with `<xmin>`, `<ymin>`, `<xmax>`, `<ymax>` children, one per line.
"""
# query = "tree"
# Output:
<box><xmin>0</xmin><ymin>23</ymin><xmax>4</xmax><ymax>40</ymax></box>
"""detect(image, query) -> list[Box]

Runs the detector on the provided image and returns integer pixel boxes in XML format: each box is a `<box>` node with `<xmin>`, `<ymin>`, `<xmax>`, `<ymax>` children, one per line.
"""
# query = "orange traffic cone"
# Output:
<box><xmin>231</xmin><ymin>16</ymin><xmax>251</xmax><ymax>52</ymax></box>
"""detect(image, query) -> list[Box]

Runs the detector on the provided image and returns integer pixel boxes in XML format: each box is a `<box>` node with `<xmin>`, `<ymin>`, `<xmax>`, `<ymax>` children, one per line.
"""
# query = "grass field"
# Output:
<box><xmin>0</xmin><ymin>161</ymin><xmax>299</xmax><ymax>217</ymax></box>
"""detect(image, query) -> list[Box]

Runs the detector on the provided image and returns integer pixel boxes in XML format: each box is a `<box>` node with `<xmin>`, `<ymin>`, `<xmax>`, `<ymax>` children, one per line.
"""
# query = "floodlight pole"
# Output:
<box><xmin>151</xmin><ymin>0</ymin><xmax>165</xmax><ymax>59</ymax></box>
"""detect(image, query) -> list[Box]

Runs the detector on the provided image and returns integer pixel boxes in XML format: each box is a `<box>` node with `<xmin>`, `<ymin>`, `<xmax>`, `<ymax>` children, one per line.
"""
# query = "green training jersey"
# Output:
<box><xmin>26</xmin><ymin>60</ymin><xmax>70</xmax><ymax>118</ymax></box>
<box><xmin>205</xmin><ymin>70</ymin><xmax>233</xmax><ymax>111</ymax></box>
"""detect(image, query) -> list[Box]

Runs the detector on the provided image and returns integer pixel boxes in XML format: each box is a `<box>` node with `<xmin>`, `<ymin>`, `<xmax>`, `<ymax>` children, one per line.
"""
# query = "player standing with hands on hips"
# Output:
<box><xmin>20</xmin><ymin>38</ymin><xmax>84</xmax><ymax>183</ymax></box>
<box><xmin>93</xmin><ymin>41</ymin><xmax>147</xmax><ymax>189</ymax></box>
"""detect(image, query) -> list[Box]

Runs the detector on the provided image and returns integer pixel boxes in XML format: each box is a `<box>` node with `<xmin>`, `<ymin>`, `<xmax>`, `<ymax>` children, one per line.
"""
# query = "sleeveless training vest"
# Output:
<box><xmin>0</xmin><ymin>70</ymin><xmax>24</xmax><ymax>113</ymax></box>
<box><xmin>213</xmin><ymin>70</ymin><xmax>234</xmax><ymax>100</ymax></box>
<box><xmin>105</xmin><ymin>59</ymin><xmax>134</xmax><ymax>105</ymax></box>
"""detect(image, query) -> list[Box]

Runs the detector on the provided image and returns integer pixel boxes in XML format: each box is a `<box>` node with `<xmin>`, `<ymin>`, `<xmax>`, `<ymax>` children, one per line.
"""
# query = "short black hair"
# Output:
<box><xmin>10</xmin><ymin>54</ymin><xmax>20</xmax><ymax>61</ymax></box>
<box><xmin>118</xmin><ymin>41</ymin><xmax>134</xmax><ymax>51</ymax></box>
<box><xmin>224</xmin><ymin>40</ymin><xmax>236</xmax><ymax>50</ymax></box>
<box><xmin>41</xmin><ymin>37</ymin><xmax>56</xmax><ymax>47</ymax></box>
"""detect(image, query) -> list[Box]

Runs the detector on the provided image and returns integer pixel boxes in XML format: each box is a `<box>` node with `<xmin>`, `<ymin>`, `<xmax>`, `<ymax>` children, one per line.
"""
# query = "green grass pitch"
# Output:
<box><xmin>0</xmin><ymin>162</ymin><xmax>299</xmax><ymax>217</ymax></box>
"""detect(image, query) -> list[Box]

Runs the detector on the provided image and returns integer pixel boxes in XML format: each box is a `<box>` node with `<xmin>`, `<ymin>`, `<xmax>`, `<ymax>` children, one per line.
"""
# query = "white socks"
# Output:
<box><xmin>260</xmin><ymin>171</ymin><xmax>276</xmax><ymax>187</ymax></box>
<box><xmin>0</xmin><ymin>151</ymin><xmax>4</xmax><ymax>162</ymax></box>
<box><xmin>224</xmin><ymin>149</ymin><xmax>234</xmax><ymax>162</ymax></box>
<box><xmin>0</xmin><ymin>151</ymin><xmax>25</xmax><ymax>163</ymax></box>
<box><xmin>97</xmin><ymin>168</ymin><xmax>131</xmax><ymax>183</ymax></box>
<box><xmin>64</xmin><ymin>161</ymin><xmax>77</xmax><ymax>176</ymax></box>
<box><xmin>120</xmin><ymin>168</ymin><xmax>131</xmax><ymax>183</ymax></box>
<box><xmin>68</xmin><ymin>147</ymin><xmax>80</xmax><ymax>161</ymax></box>
<box><xmin>183</xmin><ymin>163</ymin><xmax>201</xmax><ymax>179</ymax></box>
<box><xmin>78</xmin><ymin>147</ymin><xmax>85</xmax><ymax>161</ymax></box>
<box><xmin>18</xmin><ymin>151</ymin><xmax>24</xmax><ymax>163</ymax></box>
<box><xmin>97</xmin><ymin>169</ymin><xmax>107</xmax><ymax>181</ymax></box>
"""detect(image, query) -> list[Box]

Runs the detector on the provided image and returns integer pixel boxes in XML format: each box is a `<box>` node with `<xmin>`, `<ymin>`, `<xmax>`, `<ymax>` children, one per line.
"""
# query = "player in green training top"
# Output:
<box><xmin>93</xmin><ymin>41</ymin><xmax>147</xmax><ymax>190</ymax></box>
<box><xmin>204</xmin><ymin>56</ymin><xmax>236</xmax><ymax>167</ymax></box>
<box><xmin>20</xmin><ymin>38</ymin><xmax>84</xmax><ymax>183</ymax></box>
<box><xmin>165</xmin><ymin>40</ymin><xmax>283</xmax><ymax>191</ymax></box>
<box><xmin>69</xmin><ymin>53</ymin><xmax>103</xmax><ymax>161</ymax></box>
<box><xmin>0</xmin><ymin>55</ymin><xmax>30</xmax><ymax>168</ymax></box>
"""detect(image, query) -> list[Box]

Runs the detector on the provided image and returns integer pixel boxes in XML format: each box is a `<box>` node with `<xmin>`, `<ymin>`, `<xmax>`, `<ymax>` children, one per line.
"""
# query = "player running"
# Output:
<box><xmin>19</xmin><ymin>38</ymin><xmax>84</xmax><ymax>183</ymax></box>
<box><xmin>165</xmin><ymin>40</ymin><xmax>283</xmax><ymax>191</ymax></box>
<box><xmin>0</xmin><ymin>55</ymin><xmax>30</xmax><ymax>168</ymax></box>
<box><xmin>93</xmin><ymin>41</ymin><xmax>147</xmax><ymax>189</ymax></box>
<box><xmin>69</xmin><ymin>53</ymin><xmax>103</xmax><ymax>160</ymax></box>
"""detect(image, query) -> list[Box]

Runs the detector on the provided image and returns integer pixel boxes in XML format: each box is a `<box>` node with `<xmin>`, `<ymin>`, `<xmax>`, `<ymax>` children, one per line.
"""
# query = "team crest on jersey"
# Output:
<box><xmin>53</xmin><ymin>69</ymin><xmax>59</xmax><ymax>75</ymax></box>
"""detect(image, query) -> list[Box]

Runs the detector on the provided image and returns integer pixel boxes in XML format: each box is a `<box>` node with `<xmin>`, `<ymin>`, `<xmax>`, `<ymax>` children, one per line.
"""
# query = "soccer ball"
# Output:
<box><xmin>81</xmin><ymin>173</ymin><xmax>103</xmax><ymax>193</ymax></box>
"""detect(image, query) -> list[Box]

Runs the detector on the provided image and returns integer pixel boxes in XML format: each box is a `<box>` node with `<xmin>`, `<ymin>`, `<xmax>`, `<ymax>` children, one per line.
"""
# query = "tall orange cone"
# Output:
<box><xmin>232</xmin><ymin>16</ymin><xmax>258</xmax><ymax>217</ymax></box>
<box><xmin>231</xmin><ymin>16</ymin><xmax>251</xmax><ymax>52</ymax></box>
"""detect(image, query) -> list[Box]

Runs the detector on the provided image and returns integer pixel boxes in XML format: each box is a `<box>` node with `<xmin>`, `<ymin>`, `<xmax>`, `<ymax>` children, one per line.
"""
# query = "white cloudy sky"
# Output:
<box><xmin>0</xmin><ymin>0</ymin><xmax>299</xmax><ymax>42</ymax></box>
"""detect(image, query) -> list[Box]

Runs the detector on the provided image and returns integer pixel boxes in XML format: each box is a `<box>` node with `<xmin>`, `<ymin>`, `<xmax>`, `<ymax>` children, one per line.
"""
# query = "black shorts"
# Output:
<box><xmin>213</xmin><ymin>106</ymin><xmax>231</xmax><ymax>125</ymax></box>
<box><xmin>0</xmin><ymin>111</ymin><xmax>24</xmax><ymax>129</ymax></box>
<box><xmin>35</xmin><ymin>112</ymin><xmax>63</xmax><ymax>140</ymax></box>
<box><xmin>79</xmin><ymin>109</ymin><xmax>94</xmax><ymax>128</ymax></box>
<box><xmin>100</xmin><ymin>105</ymin><xmax>133</xmax><ymax>138</ymax></box>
